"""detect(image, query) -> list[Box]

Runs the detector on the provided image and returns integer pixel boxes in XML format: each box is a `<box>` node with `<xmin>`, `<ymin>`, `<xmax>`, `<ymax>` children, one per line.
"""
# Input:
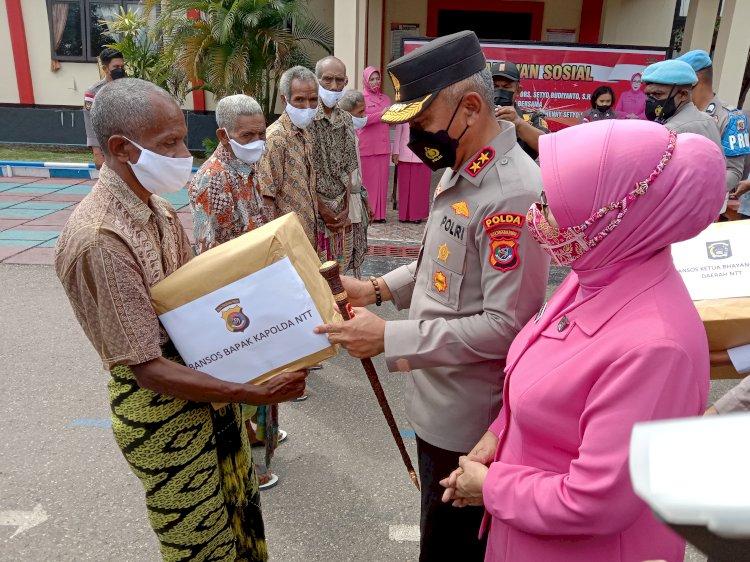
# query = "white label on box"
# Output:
<box><xmin>158</xmin><ymin>257</ymin><xmax>329</xmax><ymax>383</ymax></box>
<box><xmin>671</xmin><ymin>221</ymin><xmax>750</xmax><ymax>301</ymax></box>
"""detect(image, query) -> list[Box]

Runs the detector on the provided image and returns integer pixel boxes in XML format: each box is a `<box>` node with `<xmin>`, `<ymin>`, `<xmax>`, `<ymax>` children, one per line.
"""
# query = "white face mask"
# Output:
<box><xmin>318</xmin><ymin>85</ymin><xmax>345</xmax><ymax>108</ymax></box>
<box><xmin>351</xmin><ymin>115</ymin><xmax>368</xmax><ymax>130</ymax></box>
<box><xmin>285</xmin><ymin>103</ymin><xmax>317</xmax><ymax>129</ymax></box>
<box><xmin>124</xmin><ymin>137</ymin><xmax>193</xmax><ymax>195</ymax></box>
<box><xmin>224</xmin><ymin>130</ymin><xmax>265</xmax><ymax>165</ymax></box>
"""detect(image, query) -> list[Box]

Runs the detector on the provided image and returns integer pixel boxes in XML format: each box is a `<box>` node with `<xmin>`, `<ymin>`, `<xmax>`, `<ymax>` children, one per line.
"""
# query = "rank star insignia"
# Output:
<box><xmin>451</xmin><ymin>201</ymin><xmax>470</xmax><ymax>218</ymax></box>
<box><xmin>433</xmin><ymin>270</ymin><xmax>447</xmax><ymax>293</ymax></box>
<box><xmin>437</xmin><ymin>243</ymin><xmax>451</xmax><ymax>262</ymax></box>
<box><xmin>464</xmin><ymin>146</ymin><xmax>496</xmax><ymax>177</ymax></box>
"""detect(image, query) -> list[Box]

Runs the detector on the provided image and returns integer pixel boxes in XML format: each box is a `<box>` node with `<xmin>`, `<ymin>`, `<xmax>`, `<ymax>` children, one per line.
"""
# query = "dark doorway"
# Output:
<box><xmin>436</xmin><ymin>10</ymin><xmax>533</xmax><ymax>40</ymax></box>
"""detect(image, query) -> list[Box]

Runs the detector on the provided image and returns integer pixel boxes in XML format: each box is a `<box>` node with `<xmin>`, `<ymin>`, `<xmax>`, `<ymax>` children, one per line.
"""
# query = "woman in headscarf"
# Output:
<box><xmin>615</xmin><ymin>72</ymin><xmax>648</xmax><ymax>119</ymax></box>
<box><xmin>440</xmin><ymin>120</ymin><xmax>725</xmax><ymax>562</ymax></box>
<box><xmin>357</xmin><ymin>66</ymin><xmax>392</xmax><ymax>222</ymax></box>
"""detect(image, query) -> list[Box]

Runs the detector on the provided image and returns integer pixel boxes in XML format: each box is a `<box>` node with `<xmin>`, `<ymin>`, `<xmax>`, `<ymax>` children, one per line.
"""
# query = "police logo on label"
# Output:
<box><xmin>489</xmin><ymin>238</ymin><xmax>520</xmax><ymax>271</ymax></box>
<box><xmin>215</xmin><ymin>298</ymin><xmax>250</xmax><ymax>333</ymax></box>
<box><xmin>425</xmin><ymin>147</ymin><xmax>442</xmax><ymax>163</ymax></box>
<box><xmin>706</xmin><ymin>240</ymin><xmax>731</xmax><ymax>260</ymax></box>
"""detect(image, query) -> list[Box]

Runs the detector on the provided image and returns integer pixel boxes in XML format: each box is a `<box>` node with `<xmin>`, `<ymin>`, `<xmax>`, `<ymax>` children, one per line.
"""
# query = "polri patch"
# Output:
<box><xmin>465</xmin><ymin>146</ymin><xmax>495</xmax><ymax>177</ymax></box>
<box><xmin>483</xmin><ymin>213</ymin><xmax>524</xmax><ymax>272</ymax></box>
<box><xmin>489</xmin><ymin>238</ymin><xmax>520</xmax><ymax>272</ymax></box>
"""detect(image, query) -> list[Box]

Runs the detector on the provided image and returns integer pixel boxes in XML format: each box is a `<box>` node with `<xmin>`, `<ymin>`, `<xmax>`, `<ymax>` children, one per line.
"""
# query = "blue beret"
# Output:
<box><xmin>676</xmin><ymin>49</ymin><xmax>712</xmax><ymax>72</ymax></box>
<box><xmin>642</xmin><ymin>59</ymin><xmax>698</xmax><ymax>86</ymax></box>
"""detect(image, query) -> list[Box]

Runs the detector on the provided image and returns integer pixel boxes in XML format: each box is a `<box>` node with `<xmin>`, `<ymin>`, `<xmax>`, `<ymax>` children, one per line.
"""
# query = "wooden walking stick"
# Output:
<box><xmin>319</xmin><ymin>261</ymin><xmax>419</xmax><ymax>491</ymax></box>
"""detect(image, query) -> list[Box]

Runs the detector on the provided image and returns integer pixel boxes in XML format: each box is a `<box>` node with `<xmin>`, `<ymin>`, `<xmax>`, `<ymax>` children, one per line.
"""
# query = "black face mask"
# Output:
<box><xmin>645</xmin><ymin>87</ymin><xmax>679</xmax><ymax>122</ymax></box>
<box><xmin>493</xmin><ymin>88</ymin><xmax>515</xmax><ymax>107</ymax></box>
<box><xmin>407</xmin><ymin>100</ymin><xmax>469</xmax><ymax>171</ymax></box>
<box><xmin>110</xmin><ymin>67</ymin><xmax>126</xmax><ymax>80</ymax></box>
<box><xmin>595</xmin><ymin>104</ymin><xmax>611</xmax><ymax>114</ymax></box>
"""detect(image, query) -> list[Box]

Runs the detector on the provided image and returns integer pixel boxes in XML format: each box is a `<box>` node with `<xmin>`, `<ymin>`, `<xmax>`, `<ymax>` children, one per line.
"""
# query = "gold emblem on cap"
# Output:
<box><xmin>390</xmin><ymin>71</ymin><xmax>401</xmax><ymax>101</ymax></box>
<box><xmin>381</xmin><ymin>94</ymin><xmax>433</xmax><ymax>124</ymax></box>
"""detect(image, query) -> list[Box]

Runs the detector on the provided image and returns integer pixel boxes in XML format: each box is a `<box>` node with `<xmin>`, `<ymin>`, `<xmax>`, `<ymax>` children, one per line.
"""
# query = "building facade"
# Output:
<box><xmin>1</xmin><ymin>0</ymin><xmax>748</xmax><ymax>147</ymax></box>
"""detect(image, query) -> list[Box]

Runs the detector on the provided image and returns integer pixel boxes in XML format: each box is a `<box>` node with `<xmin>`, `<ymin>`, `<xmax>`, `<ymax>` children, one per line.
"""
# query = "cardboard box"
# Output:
<box><xmin>695</xmin><ymin>297</ymin><xmax>750</xmax><ymax>379</ymax></box>
<box><xmin>151</xmin><ymin>213</ymin><xmax>339</xmax><ymax>385</ymax></box>
<box><xmin>672</xmin><ymin>221</ymin><xmax>750</xmax><ymax>380</ymax></box>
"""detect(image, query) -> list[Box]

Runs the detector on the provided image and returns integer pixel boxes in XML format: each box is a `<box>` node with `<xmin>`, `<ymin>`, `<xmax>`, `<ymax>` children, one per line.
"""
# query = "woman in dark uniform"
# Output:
<box><xmin>578</xmin><ymin>85</ymin><xmax>618</xmax><ymax>124</ymax></box>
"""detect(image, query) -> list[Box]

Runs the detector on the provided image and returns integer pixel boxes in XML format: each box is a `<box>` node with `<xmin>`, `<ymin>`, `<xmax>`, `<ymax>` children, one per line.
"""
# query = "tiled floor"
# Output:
<box><xmin>0</xmin><ymin>176</ymin><xmax>192</xmax><ymax>265</ymax></box>
<box><xmin>0</xmin><ymin>175</ymin><xmax>426</xmax><ymax>265</ymax></box>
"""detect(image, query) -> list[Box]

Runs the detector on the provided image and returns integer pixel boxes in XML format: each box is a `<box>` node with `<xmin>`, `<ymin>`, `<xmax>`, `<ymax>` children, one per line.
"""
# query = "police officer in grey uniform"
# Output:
<box><xmin>491</xmin><ymin>61</ymin><xmax>549</xmax><ymax>160</ymax></box>
<box><xmin>83</xmin><ymin>48</ymin><xmax>126</xmax><ymax>169</ymax></box>
<box><xmin>315</xmin><ymin>31</ymin><xmax>550</xmax><ymax>561</ymax></box>
<box><xmin>678</xmin><ymin>50</ymin><xmax>749</xmax><ymax>211</ymax></box>
<box><xmin>642</xmin><ymin>59</ymin><xmax>721</xmax><ymax>148</ymax></box>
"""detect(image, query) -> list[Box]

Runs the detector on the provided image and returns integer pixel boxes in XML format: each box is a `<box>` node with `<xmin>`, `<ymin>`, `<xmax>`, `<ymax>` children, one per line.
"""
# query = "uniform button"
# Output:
<box><xmin>500</xmin><ymin>157</ymin><xmax>509</xmax><ymax>165</ymax></box>
<box><xmin>557</xmin><ymin>316</ymin><xmax>569</xmax><ymax>332</ymax></box>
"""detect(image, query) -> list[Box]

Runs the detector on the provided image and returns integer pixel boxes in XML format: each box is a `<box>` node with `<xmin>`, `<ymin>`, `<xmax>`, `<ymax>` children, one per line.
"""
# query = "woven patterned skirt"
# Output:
<box><xmin>108</xmin><ymin>350</ymin><xmax>267</xmax><ymax>562</ymax></box>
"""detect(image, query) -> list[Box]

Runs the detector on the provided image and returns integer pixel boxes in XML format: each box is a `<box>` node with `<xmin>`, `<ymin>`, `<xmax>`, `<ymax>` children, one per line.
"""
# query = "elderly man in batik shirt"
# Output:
<box><xmin>257</xmin><ymin>66</ymin><xmax>320</xmax><ymax>250</ymax></box>
<box><xmin>309</xmin><ymin>56</ymin><xmax>361</xmax><ymax>270</ymax></box>
<box><xmin>54</xmin><ymin>78</ymin><xmax>307</xmax><ymax>562</ymax></box>
<box><xmin>189</xmin><ymin>94</ymin><xmax>269</xmax><ymax>253</ymax></box>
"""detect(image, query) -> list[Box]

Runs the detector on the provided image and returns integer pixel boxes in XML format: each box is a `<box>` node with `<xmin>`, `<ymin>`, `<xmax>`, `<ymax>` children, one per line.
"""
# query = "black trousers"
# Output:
<box><xmin>417</xmin><ymin>436</ymin><xmax>487</xmax><ymax>562</ymax></box>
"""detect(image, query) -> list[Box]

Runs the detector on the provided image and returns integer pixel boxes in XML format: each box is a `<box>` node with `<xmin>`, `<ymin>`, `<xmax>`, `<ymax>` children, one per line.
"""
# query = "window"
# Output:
<box><xmin>47</xmin><ymin>0</ymin><xmax>143</xmax><ymax>62</ymax></box>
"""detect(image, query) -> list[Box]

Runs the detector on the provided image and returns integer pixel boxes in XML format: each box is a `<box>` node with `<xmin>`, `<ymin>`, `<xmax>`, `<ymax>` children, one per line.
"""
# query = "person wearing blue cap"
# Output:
<box><xmin>678</xmin><ymin>49</ymin><xmax>750</xmax><ymax>214</ymax></box>
<box><xmin>642</xmin><ymin>59</ymin><xmax>721</xmax><ymax>149</ymax></box>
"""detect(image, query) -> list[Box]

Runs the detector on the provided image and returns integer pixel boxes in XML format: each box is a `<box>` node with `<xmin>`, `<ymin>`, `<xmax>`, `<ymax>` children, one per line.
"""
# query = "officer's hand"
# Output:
<box><xmin>495</xmin><ymin>106</ymin><xmax>523</xmax><ymax>128</ymax></box>
<box><xmin>314</xmin><ymin>308</ymin><xmax>385</xmax><ymax>358</ymax></box>
<box><xmin>730</xmin><ymin>179</ymin><xmax>750</xmax><ymax>200</ymax></box>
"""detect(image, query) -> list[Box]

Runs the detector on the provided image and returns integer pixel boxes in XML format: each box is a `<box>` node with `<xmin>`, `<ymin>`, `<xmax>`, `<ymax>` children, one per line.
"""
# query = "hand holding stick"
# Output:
<box><xmin>319</xmin><ymin>261</ymin><xmax>419</xmax><ymax>490</ymax></box>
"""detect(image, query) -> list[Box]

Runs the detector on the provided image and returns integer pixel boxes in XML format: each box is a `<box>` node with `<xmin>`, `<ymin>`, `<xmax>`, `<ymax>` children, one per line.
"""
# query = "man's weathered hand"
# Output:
<box><xmin>256</xmin><ymin>370</ymin><xmax>308</xmax><ymax>404</ymax></box>
<box><xmin>730</xmin><ymin>179</ymin><xmax>750</xmax><ymax>200</ymax></box>
<box><xmin>314</xmin><ymin>307</ymin><xmax>385</xmax><ymax>358</ymax></box>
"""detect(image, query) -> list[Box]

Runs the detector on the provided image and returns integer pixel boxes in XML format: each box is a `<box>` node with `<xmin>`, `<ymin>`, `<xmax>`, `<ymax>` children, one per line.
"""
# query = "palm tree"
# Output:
<box><xmin>146</xmin><ymin>0</ymin><xmax>333</xmax><ymax>119</ymax></box>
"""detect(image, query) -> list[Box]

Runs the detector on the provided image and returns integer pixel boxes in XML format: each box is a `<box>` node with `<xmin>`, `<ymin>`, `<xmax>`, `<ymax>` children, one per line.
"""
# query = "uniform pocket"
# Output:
<box><xmin>425</xmin><ymin>258</ymin><xmax>464</xmax><ymax>311</ymax></box>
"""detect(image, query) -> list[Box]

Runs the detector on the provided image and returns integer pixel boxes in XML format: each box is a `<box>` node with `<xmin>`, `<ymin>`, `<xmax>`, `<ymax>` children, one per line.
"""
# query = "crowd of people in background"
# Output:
<box><xmin>59</xmin><ymin>33</ymin><xmax>750</xmax><ymax>562</ymax></box>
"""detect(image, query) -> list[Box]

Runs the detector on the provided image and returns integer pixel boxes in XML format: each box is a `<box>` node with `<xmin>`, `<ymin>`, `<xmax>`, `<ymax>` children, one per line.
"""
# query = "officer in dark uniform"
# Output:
<box><xmin>491</xmin><ymin>61</ymin><xmax>548</xmax><ymax>160</ymax></box>
<box><xmin>83</xmin><ymin>48</ymin><xmax>126</xmax><ymax>169</ymax></box>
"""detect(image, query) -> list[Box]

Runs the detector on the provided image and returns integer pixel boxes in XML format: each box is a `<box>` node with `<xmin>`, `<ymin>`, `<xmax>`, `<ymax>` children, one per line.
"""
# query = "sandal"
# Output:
<box><xmin>251</xmin><ymin>428</ymin><xmax>288</xmax><ymax>448</ymax></box>
<box><xmin>257</xmin><ymin>470</ymin><xmax>279</xmax><ymax>491</ymax></box>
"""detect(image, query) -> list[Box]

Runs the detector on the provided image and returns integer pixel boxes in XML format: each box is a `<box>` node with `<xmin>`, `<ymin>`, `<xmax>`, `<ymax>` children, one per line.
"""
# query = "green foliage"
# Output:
<box><xmin>202</xmin><ymin>136</ymin><xmax>219</xmax><ymax>158</ymax></box>
<box><xmin>146</xmin><ymin>0</ymin><xmax>334</xmax><ymax>120</ymax></box>
<box><xmin>102</xmin><ymin>7</ymin><xmax>190</xmax><ymax>103</ymax></box>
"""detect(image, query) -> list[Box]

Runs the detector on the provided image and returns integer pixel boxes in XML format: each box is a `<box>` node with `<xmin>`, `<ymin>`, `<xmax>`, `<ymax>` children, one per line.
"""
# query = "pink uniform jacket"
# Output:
<box><xmin>357</xmin><ymin>66</ymin><xmax>392</xmax><ymax>156</ymax></box>
<box><xmin>478</xmin><ymin>121</ymin><xmax>727</xmax><ymax>562</ymax></box>
<box><xmin>484</xmin><ymin>250</ymin><xmax>709</xmax><ymax>562</ymax></box>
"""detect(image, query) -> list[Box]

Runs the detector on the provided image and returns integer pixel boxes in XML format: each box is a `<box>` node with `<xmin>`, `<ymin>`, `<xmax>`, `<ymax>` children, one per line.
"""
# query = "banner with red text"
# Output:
<box><xmin>403</xmin><ymin>40</ymin><xmax>669</xmax><ymax>131</ymax></box>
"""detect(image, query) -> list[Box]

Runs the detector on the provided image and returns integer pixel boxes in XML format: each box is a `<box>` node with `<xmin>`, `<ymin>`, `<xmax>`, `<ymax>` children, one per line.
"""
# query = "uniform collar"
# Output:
<box><xmin>457</xmin><ymin>120</ymin><xmax>518</xmax><ymax>187</ymax></box>
<box><xmin>545</xmin><ymin>249</ymin><xmax>674</xmax><ymax>339</ymax></box>
<box><xmin>97</xmin><ymin>164</ymin><xmax>154</xmax><ymax>226</ymax></box>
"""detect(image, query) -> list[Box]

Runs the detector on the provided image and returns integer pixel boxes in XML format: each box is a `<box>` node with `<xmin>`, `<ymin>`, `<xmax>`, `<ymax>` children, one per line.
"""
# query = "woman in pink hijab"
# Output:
<box><xmin>441</xmin><ymin>120</ymin><xmax>725</xmax><ymax>562</ymax></box>
<box><xmin>615</xmin><ymin>72</ymin><xmax>647</xmax><ymax>119</ymax></box>
<box><xmin>357</xmin><ymin>66</ymin><xmax>392</xmax><ymax>222</ymax></box>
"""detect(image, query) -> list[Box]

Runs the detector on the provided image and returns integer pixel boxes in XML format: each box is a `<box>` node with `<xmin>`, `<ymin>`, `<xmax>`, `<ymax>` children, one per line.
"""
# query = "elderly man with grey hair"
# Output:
<box><xmin>307</xmin><ymin>56</ymin><xmax>362</xmax><ymax>273</ymax></box>
<box><xmin>257</xmin><ymin>65</ymin><xmax>320</xmax><ymax>250</ymax></box>
<box><xmin>189</xmin><ymin>93</ymin><xmax>269</xmax><ymax>254</ymax></box>
<box><xmin>55</xmin><ymin>78</ymin><xmax>307</xmax><ymax>562</ymax></box>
